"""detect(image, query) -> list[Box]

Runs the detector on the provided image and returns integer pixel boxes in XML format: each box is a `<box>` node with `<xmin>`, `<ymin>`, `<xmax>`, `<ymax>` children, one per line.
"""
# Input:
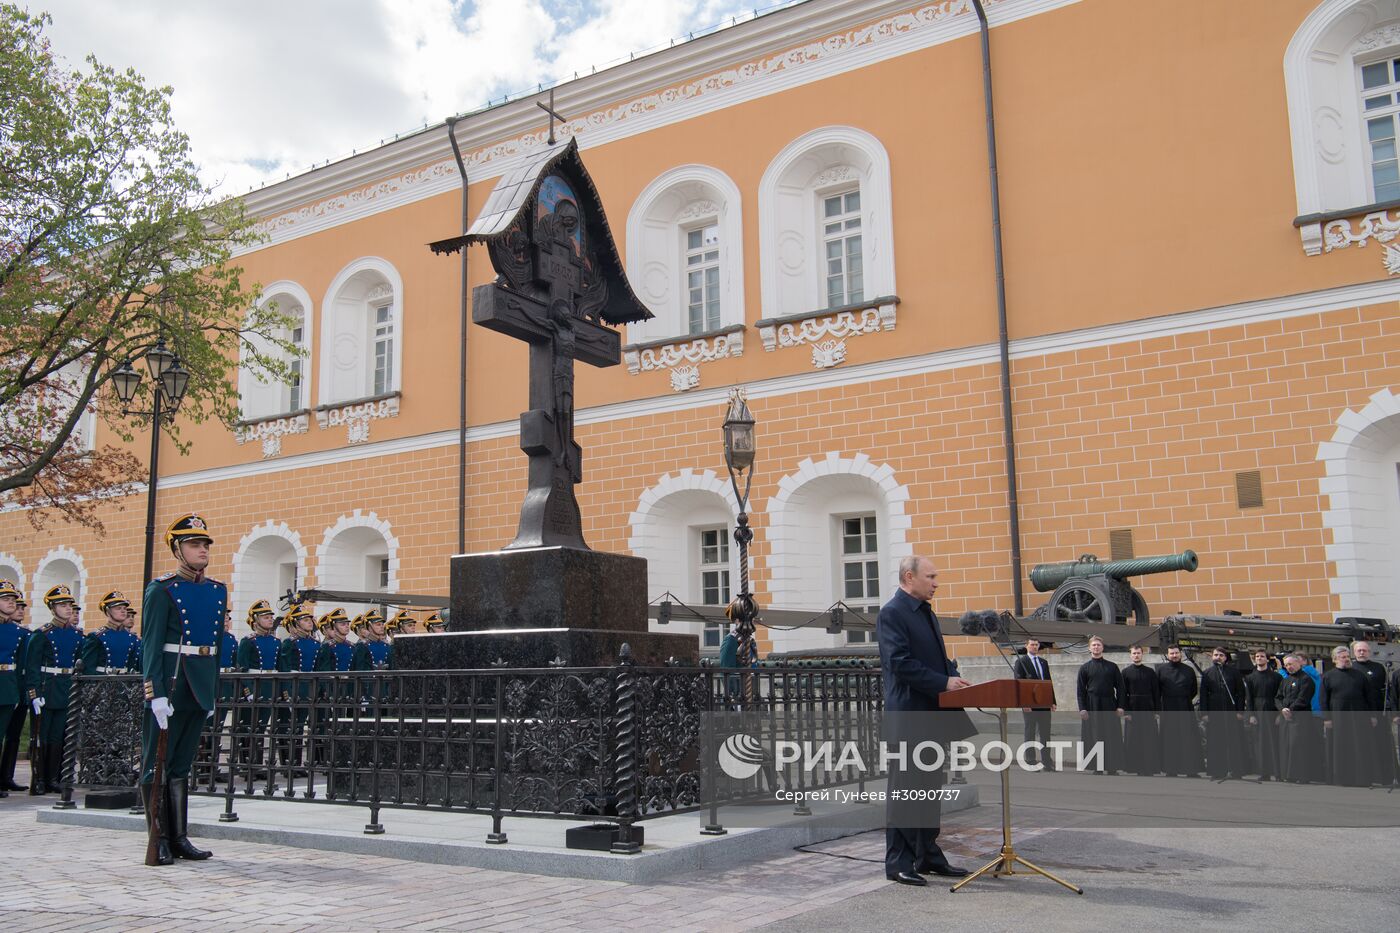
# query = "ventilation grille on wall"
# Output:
<box><xmin>1235</xmin><ymin>470</ymin><xmax>1264</xmax><ymax>510</ymax></box>
<box><xmin>1109</xmin><ymin>528</ymin><xmax>1135</xmax><ymax>561</ymax></box>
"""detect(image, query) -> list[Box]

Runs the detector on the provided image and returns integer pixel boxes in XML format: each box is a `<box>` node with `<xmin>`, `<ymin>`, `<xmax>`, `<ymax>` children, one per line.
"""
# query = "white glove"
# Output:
<box><xmin>31</xmin><ymin>697</ymin><xmax>45</xmax><ymax>716</ymax></box>
<box><xmin>206</xmin><ymin>709</ymin><xmax>215</xmax><ymax>720</ymax></box>
<box><xmin>150</xmin><ymin>696</ymin><xmax>173</xmax><ymax>730</ymax></box>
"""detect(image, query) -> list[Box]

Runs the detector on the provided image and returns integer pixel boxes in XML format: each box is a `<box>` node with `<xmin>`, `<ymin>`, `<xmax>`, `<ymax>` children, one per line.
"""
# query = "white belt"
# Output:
<box><xmin>41</xmin><ymin>666</ymin><xmax>73</xmax><ymax>674</ymax></box>
<box><xmin>93</xmin><ymin>666</ymin><xmax>115</xmax><ymax>674</ymax></box>
<box><xmin>0</xmin><ymin>664</ymin><xmax>13</xmax><ymax>671</ymax></box>
<box><xmin>163</xmin><ymin>644</ymin><xmax>217</xmax><ymax>656</ymax></box>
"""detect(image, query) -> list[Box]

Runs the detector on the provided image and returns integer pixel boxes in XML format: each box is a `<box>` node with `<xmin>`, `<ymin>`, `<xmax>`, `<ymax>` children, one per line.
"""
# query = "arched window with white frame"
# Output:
<box><xmin>758</xmin><ymin>126</ymin><xmax>895</xmax><ymax>318</ymax></box>
<box><xmin>1286</xmin><ymin>0</ymin><xmax>1400</xmax><ymax>249</ymax></box>
<box><xmin>625</xmin><ymin>165</ymin><xmax>745</xmax><ymax>345</ymax></box>
<box><xmin>316</xmin><ymin>511</ymin><xmax>399</xmax><ymax>619</ymax></box>
<box><xmin>319</xmin><ymin>258</ymin><xmax>404</xmax><ymax>406</ymax></box>
<box><xmin>239</xmin><ymin>281</ymin><xmax>313</xmax><ymax>421</ymax></box>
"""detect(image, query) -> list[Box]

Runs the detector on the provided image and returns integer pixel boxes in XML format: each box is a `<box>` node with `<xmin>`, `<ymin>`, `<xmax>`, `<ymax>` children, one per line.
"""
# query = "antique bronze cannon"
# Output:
<box><xmin>1027</xmin><ymin>550</ymin><xmax>1198</xmax><ymax>626</ymax></box>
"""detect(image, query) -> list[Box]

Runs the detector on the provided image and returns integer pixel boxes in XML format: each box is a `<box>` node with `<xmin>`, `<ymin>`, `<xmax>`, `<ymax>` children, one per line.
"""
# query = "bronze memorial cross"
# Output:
<box><xmin>430</xmin><ymin>139</ymin><xmax>653</xmax><ymax>552</ymax></box>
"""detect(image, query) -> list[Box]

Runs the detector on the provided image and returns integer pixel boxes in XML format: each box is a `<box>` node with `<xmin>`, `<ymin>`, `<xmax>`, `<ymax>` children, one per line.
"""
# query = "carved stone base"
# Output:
<box><xmin>448</xmin><ymin>545</ymin><xmax>650</xmax><ymax>634</ymax></box>
<box><xmin>393</xmin><ymin>627</ymin><xmax>698</xmax><ymax>670</ymax></box>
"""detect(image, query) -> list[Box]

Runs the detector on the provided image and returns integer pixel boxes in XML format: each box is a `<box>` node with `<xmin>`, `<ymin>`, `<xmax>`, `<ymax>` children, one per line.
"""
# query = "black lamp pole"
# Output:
<box><xmin>111</xmin><ymin>338</ymin><xmax>189</xmax><ymax>588</ymax></box>
<box><xmin>722</xmin><ymin>390</ymin><xmax>758</xmax><ymax>698</ymax></box>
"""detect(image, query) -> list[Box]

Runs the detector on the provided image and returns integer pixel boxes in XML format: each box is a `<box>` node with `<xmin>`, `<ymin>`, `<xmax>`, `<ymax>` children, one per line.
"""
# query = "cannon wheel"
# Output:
<box><xmin>1047</xmin><ymin>579</ymin><xmax>1114</xmax><ymax>623</ymax></box>
<box><xmin>1130</xmin><ymin>590</ymin><xmax>1149</xmax><ymax>626</ymax></box>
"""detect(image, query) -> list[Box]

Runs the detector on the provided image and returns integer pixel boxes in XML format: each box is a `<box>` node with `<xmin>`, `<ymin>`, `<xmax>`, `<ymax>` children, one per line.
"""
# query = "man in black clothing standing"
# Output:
<box><xmin>1199</xmin><ymin>646</ymin><xmax>1247</xmax><ymax>779</ymax></box>
<box><xmin>1320</xmin><ymin>645</ymin><xmax>1373</xmax><ymax>787</ymax></box>
<box><xmin>1076</xmin><ymin>635</ymin><xmax>1123</xmax><ymax>774</ymax></box>
<box><xmin>1155</xmin><ymin>645</ymin><xmax>1201</xmax><ymax>777</ymax></box>
<box><xmin>876</xmin><ymin>555</ymin><xmax>973</xmax><ymax>886</ymax></box>
<box><xmin>1243</xmin><ymin>648</ymin><xmax>1281</xmax><ymax>780</ymax></box>
<box><xmin>1120</xmin><ymin>645</ymin><xmax>1160</xmax><ymax>776</ymax></box>
<box><xmin>1276</xmin><ymin>653</ymin><xmax>1322</xmax><ymax>784</ymax></box>
<box><xmin>1349</xmin><ymin>641</ymin><xmax>1394</xmax><ymax>786</ymax></box>
<box><xmin>1012</xmin><ymin>637</ymin><xmax>1055</xmax><ymax>768</ymax></box>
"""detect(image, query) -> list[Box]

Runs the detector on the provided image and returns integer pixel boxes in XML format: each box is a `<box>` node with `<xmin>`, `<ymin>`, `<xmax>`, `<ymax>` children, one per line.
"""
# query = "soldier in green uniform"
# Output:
<box><xmin>351</xmin><ymin>610</ymin><xmax>393</xmax><ymax>671</ymax></box>
<box><xmin>24</xmin><ymin>585</ymin><xmax>84</xmax><ymax>794</ymax></box>
<box><xmin>0</xmin><ymin>581</ymin><xmax>23</xmax><ymax>798</ymax></box>
<box><xmin>387</xmin><ymin>610</ymin><xmax>418</xmax><ymax>638</ymax></box>
<box><xmin>139</xmin><ymin>514</ymin><xmax>225</xmax><ymax>865</ymax></box>
<box><xmin>423</xmin><ymin>611</ymin><xmax>446</xmax><ymax>633</ymax></box>
<box><xmin>277</xmin><ymin>604</ymin><xmax>320</xmax><ymax>776</ymax></box>
<box><xmin>0</xmin><ymin>595</ymin><xmax>30</xmax><ymax>793</ymax></box>
<box><xmin>79</xmin><ymin>591</ymin><xmax>141</xmax><ymax>674</ymax></box>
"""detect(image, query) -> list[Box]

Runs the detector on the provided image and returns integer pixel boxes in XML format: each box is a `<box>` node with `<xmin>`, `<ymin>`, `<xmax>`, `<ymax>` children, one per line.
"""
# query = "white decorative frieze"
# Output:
<box><xmin>623</xmin><ymin>328</ymin><xmax>744</xmax><ymax>392</ymax></box>
<box><xmin>235</xmin><ymin>413</ymin><xmax>308</xmax><ymax>460</ymax></box>
<box><xmin>677</xmin><ymin>199</ymin><xmax>720</xmax><ymax>222</ymax></box>
<box><xmin>315</xmin><ymin>396</ymin><xmax>401</xmax><ymax>446</ymax></box>
<box><xmin>1321</xmin><ymin>209</ymin><xmax>1400</xmax><ymax>253</ymax></box>
<box><xmin>1385</xmin><ymin>243</ymin><xmax>1400</xmax><ymax>277</ymax></box>
<box><xmin>669</xmin><ymin>365</ymin><xmax>701</xmax><ymax>392</ymax></box>
<box><xmin>758</xmin><ymin>302</ymin><xmax>897</xmax><ymax>367</ymax></box>
<box><xmin>1354</xmin><ymin>24</ymin><xmax>1400</xmax><ymax>53</ymax></box>
<box><xmin>365</xmin><ymin>282</ymin><xmax>393</xmax><ymax>302</ymax></box>
<box><xmin>811</xmin><ymin>339</ymin><xmax>848</xmax><ymax>369</ymax></box>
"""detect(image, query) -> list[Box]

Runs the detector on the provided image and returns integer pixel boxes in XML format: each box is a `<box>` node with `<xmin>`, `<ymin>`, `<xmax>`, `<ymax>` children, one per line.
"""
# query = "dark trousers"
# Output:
<box><xmin>0</xmin><ymin>706</ymin><xmax>10</xmax><ymax>747</ymax></box>
<box><xmin>140</xmin><ymin>708</ymin><xmax>206</xmax><ymax>784</ymax></box>
<box><xmin>1022</xmin><ymin>710</ymin><xmax>1051</xmax><ymax>763</ymax></box>
<box><xmin>884</xmin><ymin>760</ymin><xmax>949</xmax><ymax>877</ymax></box>
<box><xmin>39</xmin><ymin>706</ymin><xmax>68</xmax><ymax>744</ymax></box>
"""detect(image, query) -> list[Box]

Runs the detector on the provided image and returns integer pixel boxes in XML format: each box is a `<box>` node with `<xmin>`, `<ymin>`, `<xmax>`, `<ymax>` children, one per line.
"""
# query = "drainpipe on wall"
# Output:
<box><xmin>972</xmin><ymin>0</ymin><xmax>1025</xmax><ymax>616</ymax></box>
<box><xmin>446</xmin><ymin>117</ymin><xmax>470</xmax><ymax>556</ymax></box>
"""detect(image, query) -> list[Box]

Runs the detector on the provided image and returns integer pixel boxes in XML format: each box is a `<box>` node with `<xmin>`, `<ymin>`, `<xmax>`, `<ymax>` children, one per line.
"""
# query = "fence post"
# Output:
<box><xmin>53</xmin><ymin>662</ymin><xmax>82</xmax><ymax>810</ymax></box>
<box><xmin>611</xmin><ymin>643</ymin><xmax>641</xmax><ymax>854</ymax></box>
<box><xmin>486</xmin><ymin>669</ymin><xmax>507</xmax><ymax>844</ymax></box>
<box><xmin>701</xmin><ymin>667</ymin><xmax>726</xmax><ymax>836</ymax></box>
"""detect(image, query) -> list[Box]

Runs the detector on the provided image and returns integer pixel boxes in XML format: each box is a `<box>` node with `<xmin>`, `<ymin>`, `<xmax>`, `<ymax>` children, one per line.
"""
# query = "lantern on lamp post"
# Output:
<box><xmin>111</xmin><ymin>338</ymin><xmax>192</xmax><ymax>587</ymax></box>
<box><xmin>721</xmin><ymin>389</ymin><xmax>759</xmax><ymax>693</ymax></box>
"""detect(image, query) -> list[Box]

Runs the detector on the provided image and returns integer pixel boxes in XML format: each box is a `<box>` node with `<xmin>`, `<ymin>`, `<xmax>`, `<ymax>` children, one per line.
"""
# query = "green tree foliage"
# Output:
<box><xmin>0</xmin><ymin>5</ymin><xmax>294</xmax><ymax>531</ymax></box>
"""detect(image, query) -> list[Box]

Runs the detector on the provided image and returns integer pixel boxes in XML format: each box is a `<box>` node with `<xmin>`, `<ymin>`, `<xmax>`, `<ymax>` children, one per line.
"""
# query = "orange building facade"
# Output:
<box><xmin>4</xmin><ymin>0</ymin><xmax>1400</xmax><ymax>657</ymax></box>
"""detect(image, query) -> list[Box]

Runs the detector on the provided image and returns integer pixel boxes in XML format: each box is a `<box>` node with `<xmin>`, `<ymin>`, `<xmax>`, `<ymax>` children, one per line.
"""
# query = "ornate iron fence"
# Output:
<box><xmin>56</xmin><ymin>652</ymin><xmax>885</xmax><ymax>843</ymax></box>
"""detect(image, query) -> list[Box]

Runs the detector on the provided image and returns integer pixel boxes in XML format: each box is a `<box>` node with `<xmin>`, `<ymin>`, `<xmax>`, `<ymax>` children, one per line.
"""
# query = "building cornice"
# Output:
<box><xmin>235</xmin><ymin>0</ymin><xmax>1082</xmax><ymax>255</ymax></box>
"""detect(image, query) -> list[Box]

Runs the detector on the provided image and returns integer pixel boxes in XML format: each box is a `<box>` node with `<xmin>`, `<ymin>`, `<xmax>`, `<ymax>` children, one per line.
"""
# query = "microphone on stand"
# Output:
<box><xmin>959</xmin><ymin>609</ymin><xmax>1018</xmax><ymax>677</ymax></box>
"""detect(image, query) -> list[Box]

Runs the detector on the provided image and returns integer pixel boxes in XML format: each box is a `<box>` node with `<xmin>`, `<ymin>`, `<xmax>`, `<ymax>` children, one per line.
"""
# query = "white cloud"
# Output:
<box><xmin>30</xmin><ymin>0</ymin><xmax>792</xmax><ymax>193</ymax></box>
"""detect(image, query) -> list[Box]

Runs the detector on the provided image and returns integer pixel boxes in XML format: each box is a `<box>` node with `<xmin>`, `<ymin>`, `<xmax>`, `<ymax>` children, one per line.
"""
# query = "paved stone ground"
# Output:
<box><xmin>5</xmin><ymin>761</ymin><xmax>1398</xmax><ymax>931</ymax></box>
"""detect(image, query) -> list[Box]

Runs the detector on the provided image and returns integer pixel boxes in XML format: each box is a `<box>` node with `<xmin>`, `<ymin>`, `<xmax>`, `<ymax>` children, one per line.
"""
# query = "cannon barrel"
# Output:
<box><xmin>1029</xmin><ymin>550</ymin><xmax>1198</xmax><ymax>593</ymax></box>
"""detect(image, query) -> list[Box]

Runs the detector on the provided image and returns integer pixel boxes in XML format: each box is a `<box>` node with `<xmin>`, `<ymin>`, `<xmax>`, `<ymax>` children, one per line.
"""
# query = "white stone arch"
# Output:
<box><xmin>628</xmin><ymin>469</ymin><xmax>741</xmax><ymax>643</ymax></box>
<box><xmin>624</xmin><ymin>164</ymin><xmax>746</xmax><ymax>344</ymax></box>
<box><xmin>758</xmin><ymin>125</ymin><xmax>896</xmax><ymax>318</ymax></box>
<box><xmin>764</xmin><ymin>453</ymin><xmax>912</xmax><ymax>653</ymax></box>
<box><xmin>1317</xmin><ymin>386</ymin><xmax>1400</xmax><ymax>619</ymax></box>
<box><xmin>315</xmin><ymin>510</ymin><xmax>400</xmax><ymax>617</ymax></box>
<box><xmin>240</xmin><ymin>280</ymin><xmax>314</xmax><ymax>420</ymax></box>
<box><xmin>319</xmin><ymin>257</ymin><xmax>405</xmax><ymax>405</ymax></box>
<box><xmin>0</xmin><ymin>553</ymin><xmax>24</xmax><ymax>599</ymax></box>
<box><xmin>230</xmin><ymin>520</ymin><xmax>309</xmax><ymax>627</ymax></box>
<box><xmin>1286</xmin><ymin>0</ymin><xmax>1400</xmax><ymax>227</ymax></box>
<box><xmin>32</xmin><ymin>547</ymin><xmax>87</xmax><ymax>627</ymax></box>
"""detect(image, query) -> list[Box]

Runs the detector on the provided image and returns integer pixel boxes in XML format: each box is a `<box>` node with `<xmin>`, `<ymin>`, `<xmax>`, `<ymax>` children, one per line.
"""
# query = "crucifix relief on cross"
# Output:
<box><xmin>430</xmin><ymin>140</ymin><xmax>652</xmax><ymax>552</ymax></box>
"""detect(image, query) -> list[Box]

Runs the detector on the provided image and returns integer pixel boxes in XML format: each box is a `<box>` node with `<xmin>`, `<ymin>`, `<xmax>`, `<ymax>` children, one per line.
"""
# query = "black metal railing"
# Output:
<box><xmin>57</xmin><ymin>653</ymin><xmax>885</xmax><ymax>844</ymax></box>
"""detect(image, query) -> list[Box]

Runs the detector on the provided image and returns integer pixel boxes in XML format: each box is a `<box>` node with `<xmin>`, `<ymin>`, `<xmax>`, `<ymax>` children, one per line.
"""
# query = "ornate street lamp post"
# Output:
<box><xmin>721</xmin><ymin>389</ymin><xmax>758</xmax><ymax>697</ymax></box>
<box><xmin>111</xmin><ymin>338</ymin><xmax>192</xmax><ymax>587</ymax></box>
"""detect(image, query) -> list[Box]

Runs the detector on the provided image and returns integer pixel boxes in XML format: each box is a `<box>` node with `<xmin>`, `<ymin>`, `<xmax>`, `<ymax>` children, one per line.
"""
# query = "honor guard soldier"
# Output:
<box><xmin>424</xmin><ymin>611</ymin><xmax>446</xmax><ymax>633</ymax></box>
<box><xmin>351</xmin><ymin>610</ymin><xmax>392</xmax><ymax>670</ymax></box>
<box><xmin>235</xmin><ymin>600</ymin><xmax>281</xmax><ymax>781</ymax></box>
<box><xmin>0</xmin><ymin>593</ymin><xmax>30</xmax><ymax>792</ymax></box>
<box><xmin>23</xmin><ymin>585</ymin><xmax>83</xmax><ymax>794</ymax></box>
<box><xmin>139</xmin><ymin>514</ymin><xmax>225</xmax><ymax>864</ymax></box>
<box><xmin>0</xmin><ymin>581</ymin><xmax>23</xmax><ymax>797</ymax></box>
<box><xmin>277</xmin><ymin>604</ymin><xmax>319</xmax><ymax>774</ymax></box>
<box><xmin>387</xmin><ymin>610</ymin><xmax>418</xmax><ymax>638</ymax></box>
<box><xmin>198</xmin><ymin>610</ymin><xmax>240</xmax><ymax>785</ymax></box>
<box><xmin>80</xmin><ymin>592</ymin><xmax>141</xmax><ymax>674</ymax></box>
<box><xmin>314</xmin><ymin>609</ymin><xmax>355</xmax><ymax>672</ymax></box>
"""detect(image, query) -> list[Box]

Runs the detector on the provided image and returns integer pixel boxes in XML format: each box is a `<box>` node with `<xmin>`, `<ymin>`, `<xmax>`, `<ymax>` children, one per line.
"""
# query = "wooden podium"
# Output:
<box><xmin>937</xmin><ymin>678</ymin><xmax>1082</xmax><ymax>895</ymax></box>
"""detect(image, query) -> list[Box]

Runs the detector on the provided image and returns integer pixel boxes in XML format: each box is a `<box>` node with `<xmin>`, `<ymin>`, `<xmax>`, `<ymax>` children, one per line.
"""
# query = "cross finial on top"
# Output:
<box><xmin>536</xmin><ymin>88</ymin><xmax>566</xmax><ymax>146</ymax></box>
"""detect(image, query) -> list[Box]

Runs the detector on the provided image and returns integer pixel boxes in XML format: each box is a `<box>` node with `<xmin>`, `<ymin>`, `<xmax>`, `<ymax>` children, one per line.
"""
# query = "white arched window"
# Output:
<box><xmin>239</xmin><ymin>281</ymin><xmax>313</xmax><ymax>420</ymax></box>
<box><xmin>316</xmin><ymin>511</ymin><xmax>398</xmax><ymax>618</ymax></box>
<box><xmin>628</xmin><ymin>470</ymin><xmax>741</xmax><ymax>651</ymax></box>
<box><xmin>32</xmin><ymin>548</ymin><xmax>85</xmax><ymax>628</ymax></box>
<box><xmin>764</xmin><ymin>454</ymin><xmax>912</xmax><ymax>654</ymax></box>
<box><xmin>625</xmin><ymin>165</ymin><xmax>745</xmax><ymax>344</ymax></box>
<box><xmin>0</xmin><ymin>554</ymin><xmax>24</xmax><ymax>600</ymax></box>
<box><xmin>230</xmin><ymin>521</ymin><xmax>308</xmax><ymax>626</ymax></box>
<box><xmin>319</xmin><ymin>258</ymin><xmax>404</xmax><ymax>406</ymax></box>
<box><xmin>758</xmin><ymin>126</ymin><xmax>895</xmax><ymax>318</ymax></box>
<box><xmin>1287</xmin><ymin>0</ymin><xmax>1400</xmax><ymax>250</ymax></box>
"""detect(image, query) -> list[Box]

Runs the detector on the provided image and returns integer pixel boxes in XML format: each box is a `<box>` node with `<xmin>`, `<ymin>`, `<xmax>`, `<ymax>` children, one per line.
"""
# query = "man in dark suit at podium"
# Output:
<box><xmin>1012</xmin><ymin>638</ymin><xmax>1057</xmax><ymax>768</ymax></box>
<box><xmin>877</xmin><ymin>555</ymin><xmax>972</xmax><ymax>887</ymax></box>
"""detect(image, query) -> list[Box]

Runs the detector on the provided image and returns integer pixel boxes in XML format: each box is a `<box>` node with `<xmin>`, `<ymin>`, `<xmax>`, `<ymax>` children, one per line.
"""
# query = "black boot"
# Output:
<box><xmin>141</xmin><ymin>784</ymin><xmax>173</xmax><ymax>866</ymax></box>
<box><xmin>167</xmin><ymin>779</ymin><xmax>212</xmax><ymax>860</ymax></box>
<box><xmin>0</xmin><ymin>735</ymin><xmax>25</xmax><ymax>792</ymax></box>
<box><xmin>45</xmin><ymin>742</ymin><xmax>65</xmax><ymax>796</ymax></box>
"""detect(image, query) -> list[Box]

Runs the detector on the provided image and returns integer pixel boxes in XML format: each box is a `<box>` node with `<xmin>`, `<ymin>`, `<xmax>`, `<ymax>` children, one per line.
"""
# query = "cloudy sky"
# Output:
<box><xmin>33</xmin><ymin>0</ymin><xmax>797</xmax><ymax>195</ymax></box>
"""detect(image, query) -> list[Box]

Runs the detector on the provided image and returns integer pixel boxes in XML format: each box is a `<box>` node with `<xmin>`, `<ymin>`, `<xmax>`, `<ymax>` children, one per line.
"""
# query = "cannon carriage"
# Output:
<box><xmin>1026</xmin><ymin>550</ymin><xmax>1199</xmax><ymax>626</ymax></box>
